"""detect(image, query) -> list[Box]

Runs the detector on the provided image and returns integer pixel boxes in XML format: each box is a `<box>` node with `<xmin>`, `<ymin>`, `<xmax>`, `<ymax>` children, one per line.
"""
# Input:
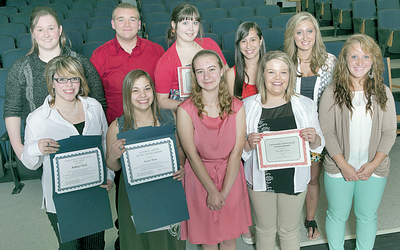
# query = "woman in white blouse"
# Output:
<box><xmin>242</xmin><ymin>50</ymin><xmax>324</xmax><ymax>250</ymax></box>
<box><xmin>22</xmin><ymin>55</ymin><xmax>113</xmax><ymax>249</ymax></box>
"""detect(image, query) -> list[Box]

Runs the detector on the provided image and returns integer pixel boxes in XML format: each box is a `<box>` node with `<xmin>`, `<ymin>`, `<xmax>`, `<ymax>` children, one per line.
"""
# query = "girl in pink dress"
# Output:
<box><xmin>177</xmin><ymin>50</ymin><xmax>252</xmax><ymax>249</ymax></box>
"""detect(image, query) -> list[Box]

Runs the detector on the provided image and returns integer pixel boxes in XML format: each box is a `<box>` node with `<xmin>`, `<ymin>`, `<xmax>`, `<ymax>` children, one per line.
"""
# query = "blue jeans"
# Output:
<box><xmin>324</xmin><ymin>172</ymin><xmax>387</xmax><ymax>250</ymax></box>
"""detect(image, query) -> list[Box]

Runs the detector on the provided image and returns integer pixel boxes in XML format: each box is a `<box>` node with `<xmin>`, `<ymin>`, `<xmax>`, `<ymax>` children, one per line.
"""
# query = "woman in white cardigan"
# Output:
<box><xmin>242</xmin><ymin>51</ymin><xmax>325</xmax><ymax>250</ymax></box>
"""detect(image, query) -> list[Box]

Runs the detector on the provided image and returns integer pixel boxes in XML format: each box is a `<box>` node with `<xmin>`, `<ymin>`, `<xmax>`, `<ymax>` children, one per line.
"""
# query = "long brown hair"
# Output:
<box><xmin>233</xmin><ymin>21</ymin><xmax>266</xmax><ymax>98</ymax></box>
<box><xmin>122</xmin><ymin>70</ymin><xmax>161</xmax><ymax>131</ymax></box>
<box><xmin>167</xmin><ymin>3</ymin><xmax>203</xmax><ymax>47</ymax></box>
<box><xmin>28</xmin><ymin>6</ymin><xmax>67</xmax><ymax>55</ymax></box>
<box><xmin>190</xmin><ymin>50</ymin><xmax>233</xmax><ymax>119</ymax></box>
<box><xmin>333</xmin><ymin>34</ymin><xmax>387</xmax><ymax>115</ymax></box>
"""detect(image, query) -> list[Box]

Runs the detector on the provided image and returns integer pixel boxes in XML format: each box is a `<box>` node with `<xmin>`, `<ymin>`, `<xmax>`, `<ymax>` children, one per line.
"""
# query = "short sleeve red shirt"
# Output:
<box><xmin>90</xmin><ymin>37</ymin><xmax>165</xmax><ymax>124</ymax></box>
<box><xmin>154</xmin><ymin>37</ymin><xmax>227</xmax><ymax>95</ymax></box>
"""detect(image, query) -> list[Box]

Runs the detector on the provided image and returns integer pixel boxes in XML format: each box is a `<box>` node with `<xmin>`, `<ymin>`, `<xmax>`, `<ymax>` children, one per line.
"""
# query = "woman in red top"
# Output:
<box><xmin>154</xmin><ymin>4</ymin><xmax>227</xmax><ymax>112</ymax></box>
<box><xmin>227</xmin><ymin>22</ymin><xmax>266</xmax><ymax>100</ymax></box>
<box><xmin>226</xmin><ymin>21</ymin><xmax>266</xmax><ymax>244</ymax></box>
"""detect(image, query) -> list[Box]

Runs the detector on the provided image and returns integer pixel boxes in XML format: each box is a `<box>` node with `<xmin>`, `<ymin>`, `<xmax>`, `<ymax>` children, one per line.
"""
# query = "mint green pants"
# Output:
<box><xmin>324</xmin><ymin>172</ymin><xmax>387</xmax><ymax>250</ymax></box>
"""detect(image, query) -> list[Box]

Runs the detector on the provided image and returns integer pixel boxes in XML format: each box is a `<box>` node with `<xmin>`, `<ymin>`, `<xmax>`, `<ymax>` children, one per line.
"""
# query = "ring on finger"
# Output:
<box><xmin>119</xmin><ymin>146</ymin><xmax>123</xmax><ymax>150</ymax></box>
<box><xmin>47</xmin><ymin>142</ymin><xmax>50</xmax><ymax>147</ymax></box>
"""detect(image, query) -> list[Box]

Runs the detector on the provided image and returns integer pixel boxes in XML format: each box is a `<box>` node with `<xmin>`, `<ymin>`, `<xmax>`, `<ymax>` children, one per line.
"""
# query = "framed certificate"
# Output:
<box><xmin>52</xmin><ymin>147</ymin><xmax>104</xmax><ymax>194</ymax></box>
<box><xmin>178</xmin><ymin>66</ymin><xmax>192</xmax><ymax>97</ymax></box>
<box><xmin>122</xmin><ymin>137</ymin><xmax>178</xmax><ymax>186</ymax></box>
<box><xmin>256</xmin><ymin>128</ymin><xmax>310</xmax><ymax>170</ymax></box>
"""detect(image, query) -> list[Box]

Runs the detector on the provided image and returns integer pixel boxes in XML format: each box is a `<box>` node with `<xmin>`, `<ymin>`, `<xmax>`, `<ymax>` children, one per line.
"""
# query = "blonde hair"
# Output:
<box><xmin>190</xmin><ymin>50</ymin><xmax>233</xmax><ymax>119</ymax></box>
<box><xmin>122</xmin><ymin>70</ymin><xmax>161</xmax><ymax>131</ymax></box>
<box><xmin>256</xmin><ymin>51</ymin><xmax>297</xmax><ymax>104</ymax></box>
<box><xmin>44</xmin><ymin>55</ymin><xmax>89</xmax><ymax>105</ymax></box>
<box><xmin>284</xmin><ymin>12</ymin><xmax>328</xmax><ymax>76</ymax></box>
<box><xmin>28</xmin><ymin>6</ymin><xmax>66</xmax><ymax>55</ymax></box>
<box><xmin>333</xmin><ymin>34</ymin><xmax>387</xmax><ymax>115</ymax></box>
<box><xmin>112</xmin><ymin>3</ymin><xmax>139</xmax><ymax>20</ymax></box>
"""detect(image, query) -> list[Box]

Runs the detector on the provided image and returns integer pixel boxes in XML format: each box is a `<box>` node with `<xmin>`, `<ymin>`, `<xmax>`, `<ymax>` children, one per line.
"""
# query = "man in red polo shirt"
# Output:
<box><xmin>90</xmin><ymin>4</ymin><xmax>164</xmax><ymax>249</ymax></box>
<box><xmin>90</xmin><ymin>2</ymin><xmax>165</xmax><ymax>124</ymax></box>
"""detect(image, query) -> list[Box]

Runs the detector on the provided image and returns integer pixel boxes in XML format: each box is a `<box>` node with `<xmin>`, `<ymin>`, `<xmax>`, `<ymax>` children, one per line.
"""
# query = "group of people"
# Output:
<box><xmin>4</xmin><ymin>2</ymin><xmax>396</xmax><ymax>250</ymax></box>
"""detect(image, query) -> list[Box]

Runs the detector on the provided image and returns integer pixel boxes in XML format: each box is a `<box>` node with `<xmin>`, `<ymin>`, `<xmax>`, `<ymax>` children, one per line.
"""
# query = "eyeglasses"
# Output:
<box><xmin>53</xmin><ymin>77</ymin><xmax>81</xmax><ymax>84</ymax></box>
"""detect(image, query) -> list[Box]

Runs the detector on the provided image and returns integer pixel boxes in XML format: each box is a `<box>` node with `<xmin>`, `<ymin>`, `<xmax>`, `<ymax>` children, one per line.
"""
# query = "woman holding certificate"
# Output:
<box><xmin>284</xmin><ymin>12</ymin><xmax>337</xmax><ymax>240</ymax></box>
<box><xmin>105</xmin><ymin>69</ymin><xmax>186</xmax><ymax>250</ymax></box>
<box><xmin>319</xmin><ymin>34</ymin><xmax>396</xmax><ymax>250</ymax></box>
<box><xmin>177</xmin><ymin>50</ymin><xmax>252</xmax><ymax>249</ymax></box>
<box><xmin>154</xmin><ymin>3</ymin><xmax>227</xmax><ymax>112</ymax></box>
<box><xmin>21</xmin><ymin>55</ymin><xmax>112</xmax><ymax>249</ymax></box>
<box><xmin>226</xmin><ymin>21</ymin><xmax>266</xmax><ymax>100</ymax></box>
<box><xmin>242</xmin><ymin>50</ymin><xmax>325</xmax><ymax>250</ymax></box>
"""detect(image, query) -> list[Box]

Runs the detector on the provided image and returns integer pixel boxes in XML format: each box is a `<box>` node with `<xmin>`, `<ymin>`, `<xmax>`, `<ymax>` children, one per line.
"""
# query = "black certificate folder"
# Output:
<box><xmin>50</xmin><ymin>135</ymin><xmax>113</xmax><ymax>243</ymax></box>
<box><xmin>118</xmin><ymin>126</ymin><xmax>189</xmax><ymax>234</ymax></box>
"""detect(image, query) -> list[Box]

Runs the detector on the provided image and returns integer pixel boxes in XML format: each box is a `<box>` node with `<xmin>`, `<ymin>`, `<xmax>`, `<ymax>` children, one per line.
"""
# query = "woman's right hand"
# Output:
<box><xmin>207</xmin><ymin>190</ymin><xmax>226</xmax><ymax>211</ymax></box>
<box><xmin>38</xmin><ymin>139</ymin><xmax>59</xmax><ymax>155</ymax></box>
<box><xmin>340</xmin><ymin>163</ymin><xmax>359</xmax><ymax>182</ymax></box>
<box><xmin>247</xmin><ymin>132</ymin><xmax>263</xmax><ymax>150</ymax></box>
<box><xmin>109</xmin><ymin>138</ymin><xmax>126</xmax><ymax>161</ymax></box>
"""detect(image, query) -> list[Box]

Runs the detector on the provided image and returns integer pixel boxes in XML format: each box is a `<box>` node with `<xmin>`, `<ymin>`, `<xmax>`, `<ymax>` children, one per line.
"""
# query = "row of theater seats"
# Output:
<box><xmin>301</xmin><ymin>0</ymin><xmax>400</xmax><ymax>55</ymax></box>
<box><xmin>140</xmin><ymin>0</ymin><xmax>266</xmax><ymax>14</ymax></box>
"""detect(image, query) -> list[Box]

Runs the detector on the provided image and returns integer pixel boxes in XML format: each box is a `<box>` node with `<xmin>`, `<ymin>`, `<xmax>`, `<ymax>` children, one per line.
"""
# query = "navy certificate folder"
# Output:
<box><xmin>118</xmin><ymin>126</ymin><xmax>189</xmax><ymax>234</ymax></box>
<box><xmin>50</xmin><ymin>135</ymin><xmax>113</xmax><ymax>243</ymax></box>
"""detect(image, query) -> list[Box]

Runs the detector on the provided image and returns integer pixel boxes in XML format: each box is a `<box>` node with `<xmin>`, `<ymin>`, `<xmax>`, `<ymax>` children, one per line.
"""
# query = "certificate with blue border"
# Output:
<box><xmin>118</xmin><ymin>126</ymin><xmax>189</xmax><ymax>234</ymax></box>
<box><xmin>50</xmin><ymin>135</ymin><xmax>113</xmax><ymax>243</ymax></box>
<box><xmin>123</xmin><ymin>137</ymin><xmax>177</xmax><ymax>185</ymax></box>
<box><xmin>53</xmin><ymin>147</ymin><xmax>104</xmax><ymax>194</ymax></box>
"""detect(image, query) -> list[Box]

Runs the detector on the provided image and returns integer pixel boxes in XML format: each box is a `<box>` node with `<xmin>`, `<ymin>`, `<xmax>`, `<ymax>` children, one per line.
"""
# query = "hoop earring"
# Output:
<box><xmin>368</xmin><ymin>69</ymin><xmax>373</xmax><ymax>79</ymax></box>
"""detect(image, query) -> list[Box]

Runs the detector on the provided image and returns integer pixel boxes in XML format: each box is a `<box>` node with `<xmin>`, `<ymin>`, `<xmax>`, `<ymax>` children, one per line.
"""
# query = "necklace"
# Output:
<box><xmin>55</xmin><ymin>102</ymin><xmax>79</xmax><ymax>119</ymax></box>
<box><xmin>299</xmin><ymin>58</ymin><xmax>311</xmax><ymax>63</ymax></box>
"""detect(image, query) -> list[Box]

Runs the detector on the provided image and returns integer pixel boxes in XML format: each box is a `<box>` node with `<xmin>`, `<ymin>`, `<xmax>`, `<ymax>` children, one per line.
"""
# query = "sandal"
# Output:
<box><xmin>304</xmin><ymin>219</ymin><xmax>320</xmax><ymax>240</ymax></box>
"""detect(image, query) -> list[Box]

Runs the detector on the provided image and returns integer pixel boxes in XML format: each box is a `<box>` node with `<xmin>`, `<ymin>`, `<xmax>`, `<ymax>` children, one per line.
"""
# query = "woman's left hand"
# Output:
<box><xmin>357</xmin><ymin>162</ymin><xmax>376</xmax><ymax>181</ymax></box>
<box><xmin>100</xmin><ymin>179</ymin><xmax>114</xmax><ymax>191</ymax></box>
<box><xmin>300</xmin><ymin>128</ymin><xmax>317</xmax><ymax>143</ymax></box>
<box><xmin>172</xmin><ymin>165</ymin><xmax>185</xmax><ymax>181</ymax></box>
